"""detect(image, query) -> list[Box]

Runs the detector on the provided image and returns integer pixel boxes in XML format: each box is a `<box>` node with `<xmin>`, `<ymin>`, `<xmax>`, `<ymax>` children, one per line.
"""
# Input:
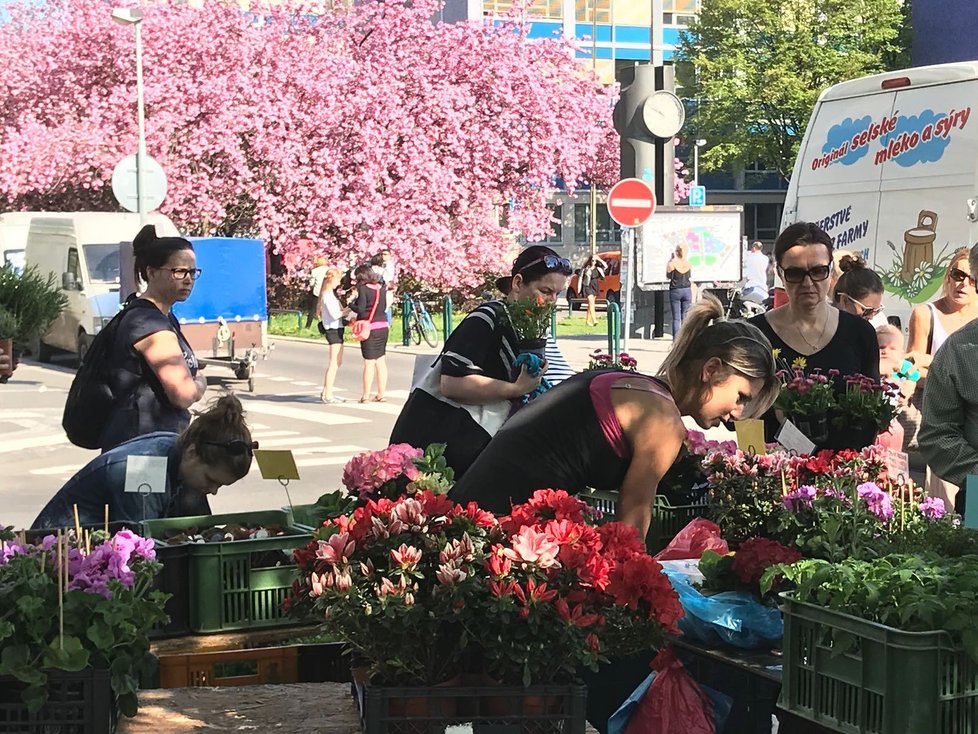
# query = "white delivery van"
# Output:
<box><xmin>782</xmin><ymin>61</ymin><xmax>978</xmax><ymax>329</ymax></box>
<box><xmin>25</xmin><ymin>212</ymin><xmax>179</xmax><ymax>361</ymax></box>
<box><xmin>0</xmin><ymin>211</ymin><xmax>35</xmax><ymax>273</ymax></box>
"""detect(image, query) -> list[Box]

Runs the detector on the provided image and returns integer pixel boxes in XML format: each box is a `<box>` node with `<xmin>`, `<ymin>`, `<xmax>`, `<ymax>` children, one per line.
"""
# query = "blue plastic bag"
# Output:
<box><xmin>664</xmin><ymin>571</ymin><xmax>783</xmax><ymax>649</ymax></box>
<box><xmin>607</xmin><ymin>652</ymin><xmax>732</xmax><ymax>734</ymax></box>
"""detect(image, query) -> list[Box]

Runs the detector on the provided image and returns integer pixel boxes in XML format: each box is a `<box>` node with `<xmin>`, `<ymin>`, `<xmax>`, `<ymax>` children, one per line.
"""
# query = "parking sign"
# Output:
<box><xmin>689</xmin><ymin>185</ymin><xmax>706</xmax><ymax>207</ymax></box>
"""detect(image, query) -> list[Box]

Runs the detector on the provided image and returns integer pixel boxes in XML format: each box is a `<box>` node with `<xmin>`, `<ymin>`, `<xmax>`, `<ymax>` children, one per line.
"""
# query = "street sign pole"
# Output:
<box><xmin>621</xmin><ymin>227</ymin><xmax>634</xmax><ymax>354</ymax></box>
<box><xmin>134</xmin><ymin>19</ymin><xmax>147</xmax><ymax>226</ymax></box>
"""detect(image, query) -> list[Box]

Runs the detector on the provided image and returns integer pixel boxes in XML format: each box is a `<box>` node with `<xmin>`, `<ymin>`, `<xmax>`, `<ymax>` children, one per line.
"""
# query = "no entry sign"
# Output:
<box><xmin>606</xmin><ymin>178</ymin><xmax>656</xmax><ymax>227</ymax></box>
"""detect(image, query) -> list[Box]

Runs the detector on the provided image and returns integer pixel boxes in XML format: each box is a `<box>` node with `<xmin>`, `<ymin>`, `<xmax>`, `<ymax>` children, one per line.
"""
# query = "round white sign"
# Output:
<box><xmin>111</xmin><ymin>154</ymin><xmax>168</xmax><ymax>213</ymax></box>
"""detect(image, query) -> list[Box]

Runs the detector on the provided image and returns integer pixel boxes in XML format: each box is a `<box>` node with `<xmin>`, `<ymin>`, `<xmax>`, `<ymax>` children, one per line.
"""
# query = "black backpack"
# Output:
<box><xmin>62</xmin><ymin>297</ymin><xmax>153</xmax><ymax>449</ymax></box>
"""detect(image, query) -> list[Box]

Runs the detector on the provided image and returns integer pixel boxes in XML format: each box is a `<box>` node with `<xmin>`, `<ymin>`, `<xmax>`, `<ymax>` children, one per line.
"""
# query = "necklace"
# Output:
<box><xmin>793</xmin><ymin>306</ymin><xmax>829</xmax><ymax>351</ymax></box>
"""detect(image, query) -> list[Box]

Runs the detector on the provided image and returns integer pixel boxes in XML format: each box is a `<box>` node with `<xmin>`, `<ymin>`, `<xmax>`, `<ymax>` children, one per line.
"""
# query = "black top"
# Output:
<box><xmin>669</xmin><ymin>268</ymin><xmax>691</xmax><ymax>290</ymax></box>
<box><xmin>390</xmin><ymin>300</ymin><xmax>520</xmax><ymax>475</ymax></box>
<box><xmin>748</xmin><ymin>308</ymin><xmax>881</xmax><ymax>439</ymax></box>
<box><xmin>100</xmin><ymin>299</ymin><xmax>199</xmax><ymax>452</ymax></box>
<box><xmin>449</xmin><ymin>370</ymin><xmax>664</xmax><ymax>513</ymax></box>
<box><xmin>354</xmin><ymin>284</ymin><xmax>387</xmax><ymax>322</ymax></box>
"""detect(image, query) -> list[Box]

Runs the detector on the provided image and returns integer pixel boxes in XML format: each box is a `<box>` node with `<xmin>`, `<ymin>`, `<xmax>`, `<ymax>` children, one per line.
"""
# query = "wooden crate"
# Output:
<box><xmin>158</xmin><ymin>645</ymin><xmax>299</xmax><ymax>688</ymax></box>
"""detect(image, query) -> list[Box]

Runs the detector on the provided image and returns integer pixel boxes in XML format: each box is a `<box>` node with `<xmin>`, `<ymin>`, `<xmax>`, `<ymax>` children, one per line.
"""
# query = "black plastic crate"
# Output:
<box><xmin>358</xmin><ymin>682</ymin><xmax>587</xmax><ymax>734</ymax></box>
<box><xmin>150</xmin><ymin>543</ymin><xmax>191</xmax><ymax>638</ymax></box>
<box><xmin>0</xmin><ymin>668</ymin><xmax>117</xmax><ymax>734</ymax></box>
<box><xmin>297</xmin><ymin>642</ymin><xmax>350</xmax><ymax>683</ymax></box>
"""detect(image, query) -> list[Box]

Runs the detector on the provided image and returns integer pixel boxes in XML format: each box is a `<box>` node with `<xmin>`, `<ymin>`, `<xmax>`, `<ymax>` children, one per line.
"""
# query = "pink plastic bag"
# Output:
<box><xmin>624</xmin><ymin>647</ymin><xmax>715</xmax><ymax>734</ymax></box>
<box><xmin>654</xmin><ymin>517</ymin><xmax>729</xmax><ymax>561</ymax></box>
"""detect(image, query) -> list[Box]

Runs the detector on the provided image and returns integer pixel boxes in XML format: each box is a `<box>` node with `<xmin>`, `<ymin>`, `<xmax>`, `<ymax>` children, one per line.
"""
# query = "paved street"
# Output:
<box><xmin>0</xmin><ymin>329</ymin><xmax>726</xmax><ymax>530</ymax></box>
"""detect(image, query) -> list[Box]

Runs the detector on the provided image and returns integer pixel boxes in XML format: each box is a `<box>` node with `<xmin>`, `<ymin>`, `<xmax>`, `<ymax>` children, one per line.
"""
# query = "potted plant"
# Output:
<box><xmin>825</xmin><ymin>374</ymin><xmax>899</xmax><ymax>450</ymax></box>
<box><xmin>0</xmin><ymin>306</ymin><xmax>18</xmax><ymax>381</ymax></box>
<box><xmin>585</xmin><ymin>348</ymin><xmax>638</xmax><ymax>372</ymax></box>
<box><xmin>0</xmin><ymin>262</ymin><xmax>67</xmax><ymax>356</ymax></box>
<box><xmin>0</xmin><ymin>526</ymin><xmax>168</xmax><ymax>725</ymax></box>
<box><xmin>773</xmin><ymin>363</ymin><xmax>835</xmax><ymax>444</ymax></box>
<box><xmin>502</xmin><ymin>295</ymin><xmax>554</xmax><ymax>357</ymax></box>
<box><xmin>702</xmin><ymin>447</ymin><xmax>790</xmax><ymax>545</ymax></box>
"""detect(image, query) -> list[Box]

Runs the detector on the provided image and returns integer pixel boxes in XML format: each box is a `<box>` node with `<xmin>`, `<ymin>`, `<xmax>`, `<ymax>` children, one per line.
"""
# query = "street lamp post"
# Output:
<box><xmin>112</xmin><ymin>8</ymin><xmax>147</xmax><ymax>226</ymax></box>
<box><xmin>693</xmin><ymin>138</ymin><xmax>707</xmax><ymax>187</ymax></box>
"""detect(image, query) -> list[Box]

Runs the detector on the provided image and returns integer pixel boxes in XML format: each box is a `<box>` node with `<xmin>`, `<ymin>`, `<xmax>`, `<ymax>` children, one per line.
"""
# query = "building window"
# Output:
<box><xmin>744</xmin><ymin>203</ymin><xmax>784</xmax><ymax>243</ymax></box>
<box><xmin>663</xmin><ymin>0</ymin><xmax>700</xmax><ymax>13</ymax></box>
<box><xmin>574</xmin><ymin>204</ymin><xmax>621</xmax><ymax>245</ymax></box>
<box><xmin>548</xmin><ymin>205</ymin><xmax>563</xmax><ymax>243</ymax></box>
<box><xmin>575</xmin><ymin>0</ymin><xmax>612</xmax><ymax>24</ymax></box>
<box><xmin>486</xmin><ymin>0</ymin><xmax>562</xmax><ymax>19</ymax></box>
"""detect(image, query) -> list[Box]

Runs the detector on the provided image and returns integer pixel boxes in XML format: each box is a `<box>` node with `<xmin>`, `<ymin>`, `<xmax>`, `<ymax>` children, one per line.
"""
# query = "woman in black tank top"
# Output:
<box><xmin>667</xmin><ymin>245</ymin><xmax>693</xmax><ymax>339</ymax></box>
<box><xmin>450</xmin><ymin>295</ymin><xmax>779</xmax><ymax>539</ymax></box>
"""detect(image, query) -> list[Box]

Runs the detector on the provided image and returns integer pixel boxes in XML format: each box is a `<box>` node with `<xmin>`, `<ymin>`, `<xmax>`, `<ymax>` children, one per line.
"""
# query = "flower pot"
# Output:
<box><xmin>0</xmin><ymin>337</ymin><xmax>12</xmax><ymax>380</ymax></box>
<box><xmin>791</xmin><ymin>412</ymin><xmax>830</xmax><ymax>446</ymax></box>
<box><xmin>385</xmin><ymin>674</ymin><xmax>461</xmax><ymax>718</ymax></box>
<box><xmin>518</xmin><ymin>338</ymin><xmax>548</xmax><ymax>360</ymax></box>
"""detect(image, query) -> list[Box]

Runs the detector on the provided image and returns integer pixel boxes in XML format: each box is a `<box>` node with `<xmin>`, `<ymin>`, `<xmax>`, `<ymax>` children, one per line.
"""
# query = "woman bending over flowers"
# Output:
<box><xmin>451</xmin><ymin>295</ymin><xmax>779</xmax><ymax>539</ymax></box>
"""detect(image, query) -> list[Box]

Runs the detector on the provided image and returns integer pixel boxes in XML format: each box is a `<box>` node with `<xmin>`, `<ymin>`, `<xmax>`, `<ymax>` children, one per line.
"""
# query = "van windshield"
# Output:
<box><xmin>84</xmin><ymin>244</ymin><xmax>121</xmax><ymax>283</ymax></box>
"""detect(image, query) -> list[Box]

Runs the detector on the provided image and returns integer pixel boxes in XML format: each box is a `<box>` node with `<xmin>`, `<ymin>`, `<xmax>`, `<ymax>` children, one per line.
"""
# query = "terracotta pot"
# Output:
<box><xmin>387</xmin><ymin>675</ymin><xmax>461</xmax><ymax>719</ymax></box>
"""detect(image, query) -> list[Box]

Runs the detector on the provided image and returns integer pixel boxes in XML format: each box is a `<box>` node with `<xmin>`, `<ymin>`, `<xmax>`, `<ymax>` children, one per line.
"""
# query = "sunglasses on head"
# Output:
<box><xmin>780</xmin><ymin>264</ymin><xmax>832</xmax><ymax>284</ymax></box>
<box><xmin>844</xmin><ymin>294</ymin><xmax>884</xmax><ymax>320</ymax></box>
<box><xmin>517</xmin><ymin>254</ymin><xmax>572</xmax><ymax>276</ymax></box>
<box><xmin>948</xmin><ymin>267</ymin><xmax>975</xmax><ymax>284</ymax></box>
<box><xmin>203</xmin><ymin>440</ymin><xmax>259</xmax><ymax>457</ymax></box>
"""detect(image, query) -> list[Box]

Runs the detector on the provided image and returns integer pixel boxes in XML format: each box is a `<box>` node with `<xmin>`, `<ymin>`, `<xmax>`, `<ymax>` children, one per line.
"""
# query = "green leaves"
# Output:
<box><xmin>43</xmin><ymin>636</ymin><xmax>90</xmax><ymax>672</ymax></box>
<box><xmin>677</xmin><ymin>0</ymin><xmax>906</xmax><ymax>180</ymax></box>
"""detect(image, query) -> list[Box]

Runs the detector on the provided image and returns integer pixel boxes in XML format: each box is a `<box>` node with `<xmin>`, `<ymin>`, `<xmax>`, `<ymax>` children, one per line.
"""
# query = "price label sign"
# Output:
<box><xmin>254</xmin><ymin>449</ymin><xmax>300</xmax><ymax>481</ymax></box>
<box><xmin>734</xmin><ymin>419</ymin><xmax>767</xmax><ymax>455</ymax></box>
<box><xmin>965</xmin><ymin>476</ymin><xmax>978</xmax><ymax>530</ymax></box>
<box><xmin>776</xmin><ymin>420</ymin><xmax>816</xmax><ymax>457</ymax></box>
<box><xmin>124</xmin><ymin>456</ymin><xmax>168</xmax><ymax>494</ymax></box>
<box><xmin>885</xmin><ymin>449</ymin><xmax>910</xmax><ymax>482</ymax></box>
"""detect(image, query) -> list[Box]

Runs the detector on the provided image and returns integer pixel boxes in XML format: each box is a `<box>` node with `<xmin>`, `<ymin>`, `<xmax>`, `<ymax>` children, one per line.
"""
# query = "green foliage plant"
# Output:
<box><xmin>677</xmin><ymin>0</ymin><xmax>906</xmax><ymax>182</ymax></box>
<box><xmin>0</xmin><ymin>263</ymin><xmax>67</xmax><ymax>348</ymax></box>
<box><xmin>762</xmin><ymin>554</ymin><xmax>978</xmax><ymax>664</ymax></box>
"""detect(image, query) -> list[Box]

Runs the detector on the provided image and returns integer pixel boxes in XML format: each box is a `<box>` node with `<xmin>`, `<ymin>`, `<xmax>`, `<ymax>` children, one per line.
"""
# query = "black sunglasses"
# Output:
<box><xmin>780</xmin><ymin>264</ymin><xmax>832</xmax><ymax>284</ymax></box>
<box><xmin>517</xmin><ymin>255</ymin><xmax>572</xmax><ymax>276</ymax></box>
<box><xmin>203</xmin><ymin>440</ymin><xmax>259</xmax><ymax>457</ymax></box>
<box><xmin>948</xmin><ymin>267</ymin><xmax>975</xmax><ymax>284</ymax></box>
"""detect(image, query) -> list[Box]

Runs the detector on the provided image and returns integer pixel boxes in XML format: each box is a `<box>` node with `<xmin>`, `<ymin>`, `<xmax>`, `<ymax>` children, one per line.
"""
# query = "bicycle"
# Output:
<box><xmin>404</xmin><ymin>293</ymin><xmax>439</xmax><ymax>348</ymax></box>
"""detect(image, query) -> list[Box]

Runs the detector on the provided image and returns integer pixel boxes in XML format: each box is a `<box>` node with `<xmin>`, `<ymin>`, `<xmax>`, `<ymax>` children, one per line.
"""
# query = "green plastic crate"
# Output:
<box><xmin>580</xmin><ymin>490</ymin><xmax>706</xmax><ymax>553</ymax></box>
<box><xmin>780</xmin><ymin>593</ymin><xmax>978</xmax><ymax>734</ymax></box>
<box><xmin>283</xmin><ymin>503</ymin><xmax>322</xmax><ymax>531</ymax></box>
<box><xmin>143</xmin><ymin>510</ymin><xmax>310</xmax><ymax>633</ymax></box>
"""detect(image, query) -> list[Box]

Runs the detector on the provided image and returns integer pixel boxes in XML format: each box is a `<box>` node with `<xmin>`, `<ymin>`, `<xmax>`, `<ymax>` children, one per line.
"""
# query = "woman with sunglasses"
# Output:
<box><xmin>99</xmin><ymin>224</ymin><xmax>207</xmax><ymax>452</ymax></box>
<box><xmin>747</xmin><ymin>222</ymin><xmax>880</xmax><ymax>438</ymax></box>
<box><xmin>833</xmin><ymin>254</ymin><xmax>886</xmax><ymax>322</ymax></box>
<box><xmin>32</xmin><ymin>395</ymin><xmax>255</xmax><ymax>528</ymax></box>
<box><xmin>390</xmin><ymin>245</ymin><xmax>572</xmax><ymax>476</ymax></box>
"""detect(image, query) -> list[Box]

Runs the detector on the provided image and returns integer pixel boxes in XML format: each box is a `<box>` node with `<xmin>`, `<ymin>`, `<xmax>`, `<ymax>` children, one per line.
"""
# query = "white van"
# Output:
<box><xmin>25</xmin><ymin>212</ymin><xmax>179</xmax><ymax>361</ymax></box>
<box><xmin>782</xmin><ymin>61</ymin><xmax>978</xmax><ymax>329</ymax></box>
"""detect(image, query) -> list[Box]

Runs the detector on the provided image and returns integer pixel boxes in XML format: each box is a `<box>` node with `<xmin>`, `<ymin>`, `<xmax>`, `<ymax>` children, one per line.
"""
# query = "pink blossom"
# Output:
<box><xmin>504</xmin><ymin>526</ymin><xmax>561</xmax><ymax>569</ymax></box>
<box><xmin>390</xmin><ymin>543</ymin><xmax>422</xmax><ymax>570</ymax></box>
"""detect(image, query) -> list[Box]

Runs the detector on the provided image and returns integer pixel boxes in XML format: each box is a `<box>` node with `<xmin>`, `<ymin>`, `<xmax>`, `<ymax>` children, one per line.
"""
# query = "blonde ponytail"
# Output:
<box><xmin>658</xmin><ymin>294</ymin><xmax>779</xmax><ymax>417</ymax></box>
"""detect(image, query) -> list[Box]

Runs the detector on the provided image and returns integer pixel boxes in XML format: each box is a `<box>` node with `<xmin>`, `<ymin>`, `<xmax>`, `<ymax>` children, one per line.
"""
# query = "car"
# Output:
<box><xmin>566</xmin><ymin>251</ymin><xmax>621</xmax><ymax>311</ymax></box>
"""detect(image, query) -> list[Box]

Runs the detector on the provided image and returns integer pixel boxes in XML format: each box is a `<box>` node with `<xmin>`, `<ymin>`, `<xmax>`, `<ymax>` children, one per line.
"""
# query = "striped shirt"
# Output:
<box><xmin>545</xmin><ymin>337</ymin><xmax>576</xmax><ymax>385</ymax></box>
<box><xmin>919</xmin><ymin>318</ymin><xmax>978</xmax><ymax>485</ymax></box>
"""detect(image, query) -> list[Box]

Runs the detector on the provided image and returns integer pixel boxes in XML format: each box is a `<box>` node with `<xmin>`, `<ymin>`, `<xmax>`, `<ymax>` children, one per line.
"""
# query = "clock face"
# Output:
<box><xmin>641</xmin><ymin>91</ymin><xmax>686</xmax><ymax>139</ymax></box>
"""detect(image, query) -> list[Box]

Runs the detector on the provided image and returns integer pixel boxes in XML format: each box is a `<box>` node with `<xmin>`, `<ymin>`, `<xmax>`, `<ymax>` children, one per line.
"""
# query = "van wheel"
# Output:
<box><xmin>77</xmin><ymin>332</ymin><xmax>92</xmax><ymax>365</ymax></box>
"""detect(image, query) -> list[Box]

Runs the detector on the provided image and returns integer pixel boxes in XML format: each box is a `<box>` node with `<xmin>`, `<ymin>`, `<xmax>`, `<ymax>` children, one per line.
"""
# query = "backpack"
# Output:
<box><xmin>62</xmin><ymin>297</ymin><xmax>153</xmax><ymax>449</ymax></box>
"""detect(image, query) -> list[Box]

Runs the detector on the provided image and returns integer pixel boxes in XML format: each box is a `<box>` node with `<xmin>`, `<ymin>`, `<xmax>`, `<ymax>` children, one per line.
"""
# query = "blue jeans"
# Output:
<box><xmin>670</xmin><ymin>287</ymin><xmax>692</xmax><ymax>338</ymax></box>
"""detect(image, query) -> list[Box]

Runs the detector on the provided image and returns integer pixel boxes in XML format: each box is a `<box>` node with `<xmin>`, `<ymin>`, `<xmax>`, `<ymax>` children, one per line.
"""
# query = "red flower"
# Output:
<box><xmin>453</xmin><ymin>501</ymin><xmax>497</xmax><ymax>527</ymax></box>
<box><xmin>419</xmin><ymin>490</ymin><xmax>455</xmax><ymax>519</ymax></box>
<box><xmin>597</xmin><ymin>522</ymin><xmax>646</xmax><ymax>561</ymax></box>
<box><xmin>731</xmin><ymin>537</ymin><xmax>803</xmax><ymax>586</ymax></box>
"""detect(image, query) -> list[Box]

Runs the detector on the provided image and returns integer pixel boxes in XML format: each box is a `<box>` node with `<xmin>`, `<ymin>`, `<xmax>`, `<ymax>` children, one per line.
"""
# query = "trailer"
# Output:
<box><xmin>173</xmin><ymin>237</ymin><xmax>270</xmax><ymax>392</ymax></box>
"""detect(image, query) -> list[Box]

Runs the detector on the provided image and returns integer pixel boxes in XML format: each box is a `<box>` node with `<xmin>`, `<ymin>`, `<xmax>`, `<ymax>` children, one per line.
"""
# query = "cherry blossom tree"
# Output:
<box><xmin>0</xmin><ymin>0</ymin><xmax>617</xmax><ymax>288</ymax></box>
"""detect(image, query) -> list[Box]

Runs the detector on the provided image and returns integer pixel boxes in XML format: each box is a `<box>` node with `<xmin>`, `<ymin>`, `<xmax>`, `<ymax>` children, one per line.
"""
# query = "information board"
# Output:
<box><xmin>638</xmin><ymin>206</ymin><xmax>744</xmax><ymax>288</ymax></box>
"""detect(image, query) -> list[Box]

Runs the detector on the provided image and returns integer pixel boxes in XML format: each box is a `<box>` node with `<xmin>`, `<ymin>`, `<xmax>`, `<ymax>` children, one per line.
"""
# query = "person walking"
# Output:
<box><xmin>579</xmin><ymin>253</ymin><xmax>607</xmax><ymax>327</ymax></box>
<box><xmin>743</xmin><ymin>241</ymin><xmax>769</xmax><ymax>303</ymax></box>
<box><xmin>32</xmin><ymin>395</ymin><xmax>255</xmax><ymax>528</ymax></box>
<box><xmin>305</xmin><ymin>255</ymin><xmax>328</xmax><ymax>330</ymax></box>
<box><xmin>99</xmin><ymin>225</ymin><xmax>206</xmax><ymax>452</ymax></box>
<box><xmin>389</xmin><ymin>245</ymin><xmax>571</xmax><ymax>475</ymax></box>
<box><xmin>667</xmin><ymin>245</ymin><xmax>693</xmax><ymax>338</ymax></box>
<box><xmin>317</xmin><ymin>267</ymin><xmax>350</xmax><ymax>404</ymax></box>
<box><xmin>352</xmin><ymin>264</ymin><xmax>389</xmax><ymax>403</ymax></box>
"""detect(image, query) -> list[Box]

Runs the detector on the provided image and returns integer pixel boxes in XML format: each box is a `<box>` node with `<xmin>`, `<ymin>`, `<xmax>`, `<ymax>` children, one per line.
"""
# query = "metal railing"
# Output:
<box><xmin>607</xmin><ymin>302</ymin><xmax>621</xmax><ymax>359</ymax></box>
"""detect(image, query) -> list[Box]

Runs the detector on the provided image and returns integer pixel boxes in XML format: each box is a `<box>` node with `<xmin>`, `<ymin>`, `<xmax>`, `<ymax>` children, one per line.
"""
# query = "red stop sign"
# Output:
<box><xmin>606</xmin><ymin>178</ymin><xmax>656</xmax><ymax>227</ymax></box>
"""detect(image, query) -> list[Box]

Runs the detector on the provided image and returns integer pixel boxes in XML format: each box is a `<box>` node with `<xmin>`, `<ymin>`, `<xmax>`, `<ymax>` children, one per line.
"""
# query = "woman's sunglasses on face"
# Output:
<box><xmin>517</xmin><ymin>255</ymin><xmax>573</xmax><ymax>276</ymax></box>
<box><xmin>844</xmin><ymin>294</ymin><xmax>884</xmax><ymax>320</ymax></box>
<box><xmin>948</xmin><ymin>267</ymin><xmax>975</xmax><ymax>285</ymax></box>
<box><xmin>203</xmin><ymin>440</ymin><xmax>259</xmax><ymax>457</ymax></box>
<box><xmin>779</xmin><ymin>264</ymin><xmax>831</xmax><ymax>284</ymax></box>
